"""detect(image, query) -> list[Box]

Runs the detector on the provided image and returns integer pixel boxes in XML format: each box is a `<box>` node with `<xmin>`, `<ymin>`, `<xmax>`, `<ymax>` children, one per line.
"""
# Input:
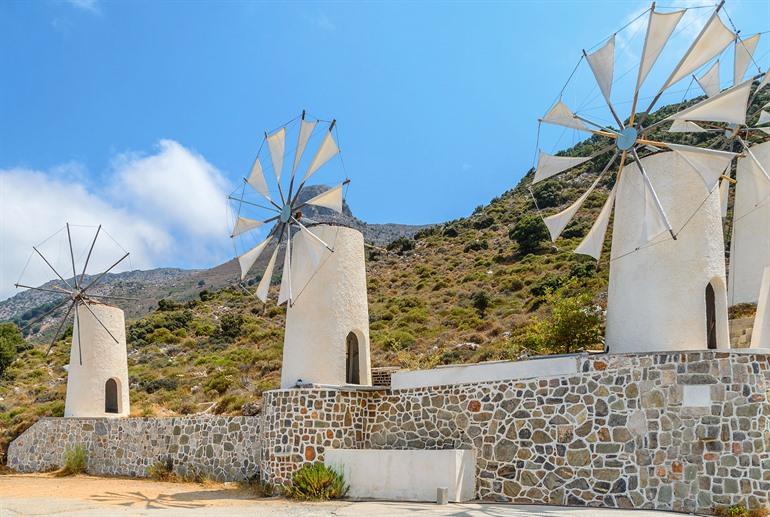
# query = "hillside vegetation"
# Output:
<box><xmin>1</xmin><ymin>87</ymin><xmax>768</xmax><ymax>462</ymax></box>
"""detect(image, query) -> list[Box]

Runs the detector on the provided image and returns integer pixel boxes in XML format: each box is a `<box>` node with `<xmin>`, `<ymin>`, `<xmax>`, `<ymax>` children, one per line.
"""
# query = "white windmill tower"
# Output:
<box><xmin>15</xmin><ymin>224</ymin><xmax>134</xmax><ymax>417</ymax></box>
<box><xmin>229</xmin><ymin>112</ymin><xmax>372</xmax><ymax>388</ymax></box>
<box><xmin>661</xmin><ymin>33</ymin><xmax>770</xmax><ymax>346</ymax></box>
<box><xmin>532</xmin><ymin>2</ymin><xmax>742</xmax><ymax>353</ymax></box>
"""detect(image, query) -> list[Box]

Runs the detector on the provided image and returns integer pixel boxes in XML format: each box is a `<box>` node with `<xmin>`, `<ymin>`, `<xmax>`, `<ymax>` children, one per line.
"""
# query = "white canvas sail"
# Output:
<box><xmin>304</xmin><ymin>183</ymin><xmax>344</xmax><ymax>213</ymax></box>
<box><xmin>292</xmin><ymin>119</ymin><xmax>318</xmax><ymax>177</ymax></box>
<box><xmin>277</xmin><ymin>226</ymin><xmax>292</xmax><ymax>305</ymax></box>
<box><xmin>663</xmin><ymin>12</ymin><xmax>734</xmax><ymax>89</ymax></box>
<box><xmin>575</xmin><ymin>186</ymin><xmax>616</xmax><ymax>260</ymax></box>
<box><xmin>695</xmin><ymin>60</ymin><xmax>720</xmax><ymax>98</ymax></box>
<box><xmin>534</xmin><ymin>151</ymin><xmax>591</xmax><ymax>183</ymax></box>
<box><xmin>636</xmin><ymin>9</ymin><xmax>685</xmax><ymax>91</ymax></box>
<box><xmin>231</xmin><ymin>216</ymin><xmax>264</xmax><ymax>238</ymax></box>
<box><xmin>544</xmin><ymin>174</ymin><xmax>604</xmax><ymax>242</ymax></box>
<box><xmin>586</xmin><ymin>35</ymin><xmax>615</xmax><ymax>105</ymax></box>
<box><xmin>303</xmin><ymin>131</ymin><xmax>339</xmax><ymax>182</ymax></box>
<box><xmin>667</xmin><ymin>144</ymin><xmax>738</xmax><ymax>190</ymax></box>
<box><xmin>238</xmin><ymin>236</ymin><xmax>272</xmax><ymax>280</ymax></box>
<box><xmin>734</xmin><ymin>34</ymin><xmax>760</xmax><ymax>85</ymax></box>
<box><xmin>256</xmin><ymin>247</ymin><xmax>280</xmax><ymax>302</ymax></box>
<box><xmin>267</xmin><ymin>128</ymin><xmax>286</xmax><ymax>182</ymax></box>
<box><xmin>729</xmin><ymin>141</ymin><xmax>770</xmax><ymax>305</ymax></box>
<box><xmin>668</xmin><ymin>120</ymin><xmax>707</xmax><ymax>133</ymax></box>
<box><xmin>759</xmin><ymin>111</ymin><xmax>770</xmax><ymax>126</ymax></box>
<box><xmin>665</xmin><ymin>78</ymin><xmax>752</xmax><ymax>126</ymax></box>
<box><xmin>540</xmin><ymin>100</ymin><xmax>589</xmax><ymax>131</ymax></box>
<box><xmin>247</xmin><ymin>157</ymin><xmax>269</xmax><ymax>197</ymax></box>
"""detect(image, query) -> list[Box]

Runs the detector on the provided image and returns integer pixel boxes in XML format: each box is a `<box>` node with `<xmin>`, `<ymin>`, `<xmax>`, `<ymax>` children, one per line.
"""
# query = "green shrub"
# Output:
<box><xmin>387</xmin><ymin>237</ymin><xmax>414</xmax><ymax>255</ymax></box>
<box><xmin>713</xmin><ymin>506</ymin><xmax>769</xmax><ymax>517</ymax></box>
<box><xmin>509</xmin><ymin>214</ymin><xmax>549</xmax><ymax>255</ymax></box>
<box><xmin>147</xmin><ymin>458</ymin><xmax>176</xmax><ymax>481</ymax></box>
<box><xmin>471</xmin><ymin>291</ymin><xmax>490</xmax><ymax>318</ymax></box>
<box><xmin>463</xmin><ymin>240</ymin><xmax>488</xmax><ymax>252</ymax></box>
<box><xmin>216</xmin><ymin>314</ymin><xmax>244</xmax><ymax>341</ymax></box>
<box><xmin>57</xmin><ymin>445</ymin><xmax>87</xmax><ymax>476</ymax></box>
<box><xmin>0</xmin><ymin>323</ymin><xmax>22</xmax><ymax>376</ymax></box>
<box><xmin>286</xmin><ymin>463</ymin><xmax>348</xmax><ymax>500</ymax></box>
<box><xmin>381</xmin><ymin>330</ymin><xmax>417</xmax><ymax>351</ymax></box>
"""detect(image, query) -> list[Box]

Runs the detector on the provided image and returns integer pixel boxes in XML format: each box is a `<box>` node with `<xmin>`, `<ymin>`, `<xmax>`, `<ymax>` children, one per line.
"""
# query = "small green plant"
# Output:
<box><xmin>147</xmin><ymin>458</ymin><xmax>176</xmax><ymax>481</ymax></box>
<box><xmin>286</xmin><ymin>463</ymin><xmax>348</xmax><ymax>500</ymax></box>
<box><xmin>56</xmin><ymin>445</ymin><xmax>87</xmax><ymax>476</ymax></box>
<box><xmin>714</xmin><ymin>506</ymin><xmax>769</xmax><ymax>517</ymax></box>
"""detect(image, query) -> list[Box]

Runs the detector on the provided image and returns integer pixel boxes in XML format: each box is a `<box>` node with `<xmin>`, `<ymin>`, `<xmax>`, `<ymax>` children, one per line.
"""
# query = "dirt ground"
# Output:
<box><xmin>0</xmin><ymin>473</ymin><xmax>685</xmax><ymax>516</ymax></box>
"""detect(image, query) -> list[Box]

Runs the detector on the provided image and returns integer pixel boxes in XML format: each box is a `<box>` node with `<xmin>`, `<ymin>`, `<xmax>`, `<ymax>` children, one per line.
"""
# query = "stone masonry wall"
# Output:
<box><xmin>260</xmin><ymin>388</ymin><xmax>382</xmax><ymax>484</ymax></box>
<box><xmin>260</xmin><ymin>352</ymin><xmax>770</xmax><ymax>513</ymax></box>
<box><xmin>8</xmin><ymin>416</ymin><xmax>260</xmax><ymax>481</ymax></box>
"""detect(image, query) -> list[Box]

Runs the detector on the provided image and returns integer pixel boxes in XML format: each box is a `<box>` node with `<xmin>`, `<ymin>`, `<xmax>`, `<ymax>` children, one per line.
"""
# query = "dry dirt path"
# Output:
<box><xmin>0</xmin><ymin>473</ymin><xmax>687</xmax><ymax>516</ymax></box>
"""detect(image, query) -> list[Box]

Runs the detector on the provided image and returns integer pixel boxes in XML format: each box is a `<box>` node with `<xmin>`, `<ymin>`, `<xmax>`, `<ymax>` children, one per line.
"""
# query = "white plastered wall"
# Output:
<box><xmin>606</xmin><ymin>151</ymin><xmax>729</xmax><ymax>353</ymax></box>
<box><xmin>281</xmin><ymin>225</ymin><xmax>372</xmax><ymax>388</ymax></box>
<box><xmin>728</xmin><ymin>141</ymin><xmax>770</xmax><ymax>305</ymax></box>
<box><xmin>64</xmin><ymin>303</ymin><xmax>130</xmax><ymax>417</ymax></box>
<box><xmin>751</xmin><ymin>266</ymin><xmax>770</xmax><ymax>348</ymax></box>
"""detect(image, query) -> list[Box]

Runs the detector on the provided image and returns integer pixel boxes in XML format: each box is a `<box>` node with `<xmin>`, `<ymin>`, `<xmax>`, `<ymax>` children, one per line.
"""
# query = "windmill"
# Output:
<box><xmin>230</xmin><ymin>112</ymin><xmax>372</xmax><ymax>387</ymax></box>
<box><xmin>14</xmin><ymin>223</ymin><xmax>135</xmax><ymax>364</ymax></box>
<box><xmin>659</xmin><ymin>33</ymin><xmax>770</xmax><ymax>306</ymax></box>
<box><xmin>531</xmin><ymin>2</ymin><xmax>750</xmax><ymax>353</ymax></box>
<box><xmin>15</xmin><ymin>223</ymin><xmax>134</xmax><ymax>416</ymax></box>
<box><xmin>229</xmin><ymin>111</ymin><xmax>349</xmax><ymax>306</ymax></box>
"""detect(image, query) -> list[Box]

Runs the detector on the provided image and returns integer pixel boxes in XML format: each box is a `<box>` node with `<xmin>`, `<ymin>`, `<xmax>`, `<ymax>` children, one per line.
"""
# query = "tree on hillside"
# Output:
<box><xmin>509</xmin><ymin>214</ymin><xmax>550</xmax><ymax>255</ymax></box>
<box><xmin>0</xmin><ymin>322</ymin><xmax>23</xmax><ymax>376</ymax></box>
<box><xmin>471</xmin><ymin>291</ymin><xmax>490</xmax><ymax>318</ymax></box>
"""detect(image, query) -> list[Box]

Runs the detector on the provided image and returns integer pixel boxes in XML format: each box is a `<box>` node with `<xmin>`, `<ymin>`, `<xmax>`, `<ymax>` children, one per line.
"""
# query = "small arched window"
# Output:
<box><xmin>705</xmin><ymin>283</ymin><xmax>717</xmax><ymax>350</ymax></box>
<box><xmin>105</xmin><ymin>378</ymin><xmax>119</xmax><ymax>414</ymax></box>
<box><xmin>346</xmin><ymin>332</ymin><xmax>360</xmax><ymax>385</ymax></box>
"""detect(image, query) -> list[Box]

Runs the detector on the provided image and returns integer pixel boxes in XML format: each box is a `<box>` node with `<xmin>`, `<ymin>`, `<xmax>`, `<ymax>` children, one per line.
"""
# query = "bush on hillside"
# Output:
<box><xmin>387</xmin><ymin>237</ymin><xmax>415</xmax><ymax>255</ymax></box>
<box><xmin>463</xmin><ymin>240</ymin><xmax>488</xmax><ymax>252</ymax></box>
<box><xmin>471</xmin><ymin>291</ymin><xmax>490</xmax><ymax>318</ymax></box>
<box><xmin>509</xmin><ymin>214</ymin><xmax>549</xmax><ymax>255</ymax></box>
<box><xmin>0</xmin><ymin>323</ymin><xmax>23</xmax><ymax>376</ymax></box>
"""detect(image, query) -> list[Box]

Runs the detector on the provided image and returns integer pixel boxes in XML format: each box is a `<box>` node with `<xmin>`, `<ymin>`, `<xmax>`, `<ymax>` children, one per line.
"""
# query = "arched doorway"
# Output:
<box><xmin>706</xmin><ymin>283</ymin><xmax>717</xmax><ymax>350</ymax></box>
<box><xmin>105</xmin><ymin>378</ymin><xmax>119</xmax><ymax>413</ymax></box>
<box><xmin>346</xmin><ymin>332</ymin><xmax>360</xmax><ymax>384</ymax></box>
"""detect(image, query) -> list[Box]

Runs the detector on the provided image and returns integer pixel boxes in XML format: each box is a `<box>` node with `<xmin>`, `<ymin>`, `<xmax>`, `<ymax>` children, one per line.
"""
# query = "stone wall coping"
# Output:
<box><xmin>34</xmin><ymin>415</ymin><xmax>260</xmax><ymax>423</ymax></box>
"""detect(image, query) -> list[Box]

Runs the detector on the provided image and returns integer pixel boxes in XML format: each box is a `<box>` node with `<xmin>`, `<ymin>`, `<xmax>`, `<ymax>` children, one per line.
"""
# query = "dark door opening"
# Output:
<box><xmin>105</xmin><ymin>378</ymin><xmax>119</xmax><ymax>413</ymax></box>
<box><xmin>346</xmin><ymin>332</ymin><xmax>360</xmax><ymax>384</ymax></box>
<box><xmin>706</xmin><ymin>283</ymin><xmax>717</xmax><ymax>350</ymax></box>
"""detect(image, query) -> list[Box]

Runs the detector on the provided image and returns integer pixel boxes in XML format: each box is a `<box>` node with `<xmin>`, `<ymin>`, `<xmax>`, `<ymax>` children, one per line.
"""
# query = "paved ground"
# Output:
<box><xmin>0</xmin><ymin>474</ymin><xmax>687</xmax><ymax>516</ymax></box>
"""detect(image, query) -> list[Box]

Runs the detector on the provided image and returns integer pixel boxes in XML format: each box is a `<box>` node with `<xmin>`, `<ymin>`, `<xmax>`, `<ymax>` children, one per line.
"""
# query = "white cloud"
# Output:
<box><xmin>0</xmin><ymin>140</ymin><xmax>231</xmax><ymax>301</ymax></box>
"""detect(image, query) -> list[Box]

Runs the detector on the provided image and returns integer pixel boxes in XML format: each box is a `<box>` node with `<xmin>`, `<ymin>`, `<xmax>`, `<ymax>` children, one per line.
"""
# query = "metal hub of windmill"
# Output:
<box><xmin>14</xmin><ymin>223</ymin><xmax>136</xmax><ymax>364</ymax></box>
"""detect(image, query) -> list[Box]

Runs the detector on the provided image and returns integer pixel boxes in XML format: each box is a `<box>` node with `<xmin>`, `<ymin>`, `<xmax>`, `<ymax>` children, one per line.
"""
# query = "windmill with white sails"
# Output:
<box><xmin>660</xmin><ymin>32</ymin><xmax>770</xmax><ymax>309</ymax></box>
<box><xmin>532</xmin><ymin>2</ymin><xmax>748</xmax><ymax>353</ymax></box>
<box><xmin>15</xmin><ymin>224</ymin><xmax>133</xmax><ymax>417</ymax></box>
<box><xmin>230</xmin><ymin>112</ymin><xmax>372</xmax><ymax>388</ymax></box>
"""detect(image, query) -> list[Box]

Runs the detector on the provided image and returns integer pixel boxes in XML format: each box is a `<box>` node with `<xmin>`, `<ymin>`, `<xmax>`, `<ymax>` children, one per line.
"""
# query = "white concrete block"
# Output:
<box><xmin>682</xmin><ymin>385</ymin><xmax>711</xmax><ymax>408</ymax></box>
<box><xmin>325</xmin><ymin>449</ymin><xmax>476</xmax><ymax>502</ymax></box>
<box><xmin>390</xmin><ymin>356</ymin><xmax>578</xmax><ymax>390</ymax></box>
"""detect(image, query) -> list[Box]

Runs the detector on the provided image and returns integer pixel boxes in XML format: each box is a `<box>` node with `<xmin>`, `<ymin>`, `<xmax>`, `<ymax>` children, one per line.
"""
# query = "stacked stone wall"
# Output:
<box><xmin>259</xmin><ymin>352</ymin><xmax>770</xmax><ymax>513</ymax></box>
<box><xmin>7</xmin><ymin>415</ymin><xmax>260</xmax><ymax>481</ymax></box>
<box><xmin>260</xmin><ymin>389</ymin><xmax>383</xmax><ymax>483</ymax></box>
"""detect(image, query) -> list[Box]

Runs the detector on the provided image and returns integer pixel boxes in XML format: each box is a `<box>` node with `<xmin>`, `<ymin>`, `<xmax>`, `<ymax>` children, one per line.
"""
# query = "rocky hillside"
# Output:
<box><xmin>1</xmin><ymin>88</ymin><xmax>767</xmax><ymax>462</ymax></box>
<box><xmin>0</xmin><ymin>186</ymin><xmax>431</xmax><ymax>340</ymax></box>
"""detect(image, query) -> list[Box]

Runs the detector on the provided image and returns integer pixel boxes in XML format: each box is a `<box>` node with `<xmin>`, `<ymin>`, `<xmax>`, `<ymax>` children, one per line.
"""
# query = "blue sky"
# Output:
<box><xmin>0</xmin><ymin>0</ymin><xmax>767</xmax><ymax>298</ymax></box>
